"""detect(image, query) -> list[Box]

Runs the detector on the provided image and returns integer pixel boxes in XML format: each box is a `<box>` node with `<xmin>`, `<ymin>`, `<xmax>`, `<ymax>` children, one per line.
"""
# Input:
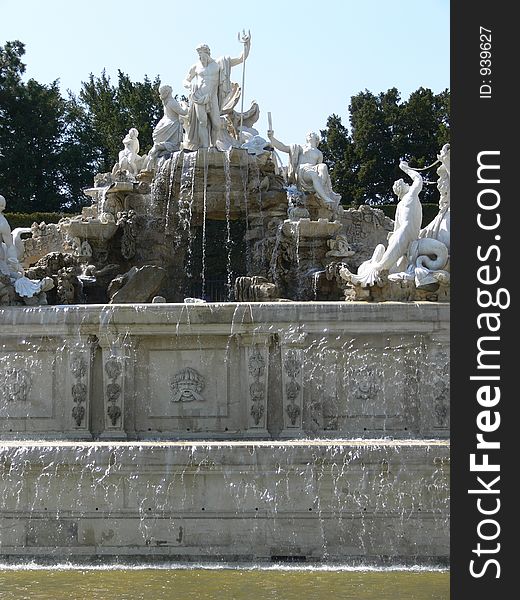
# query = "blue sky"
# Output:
<box><xmin>2</xmin><ymin>0</ymin><xmax>449</xmax><ymax>148</ymax></box>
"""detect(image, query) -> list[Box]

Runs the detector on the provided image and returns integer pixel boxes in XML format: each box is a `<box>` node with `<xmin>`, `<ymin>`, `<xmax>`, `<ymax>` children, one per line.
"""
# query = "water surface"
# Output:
<box><xmin>0</xmin><ymin>567</ymin><xmax>448</xmax><ymax>599</ymax></box>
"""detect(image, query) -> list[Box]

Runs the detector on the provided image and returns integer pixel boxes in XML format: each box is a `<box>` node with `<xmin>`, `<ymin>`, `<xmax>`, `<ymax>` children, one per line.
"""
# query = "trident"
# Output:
<box><xmin>237</xmin><ymin>29</ymin><xmax>251</xmax><ymax>136</ymax></box>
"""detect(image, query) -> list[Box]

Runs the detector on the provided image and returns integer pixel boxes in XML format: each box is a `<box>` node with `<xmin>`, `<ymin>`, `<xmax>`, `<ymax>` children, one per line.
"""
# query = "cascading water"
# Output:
<box><xmin>177</xmin><ymin>150</ymin><xmax>197</xmax><ymax>288</ymax></box>
<box><xmin>0</xmin><ymin>439</ymin><xmax>449</xmax><ymax>564</ymax></box>
<box><xmin>223</xmin><ymin>149</ymin><xmax>233</xmax><ymax>300</ymax></box>
<box><xmin>1</xmin><ymin>117</ymin><xmax>450</xmax><ymax>571</ymax></box>
<box><xmin>201</xmin><ymin>150</ymin><xmax>208</xmax><ymax>300</ymax></box>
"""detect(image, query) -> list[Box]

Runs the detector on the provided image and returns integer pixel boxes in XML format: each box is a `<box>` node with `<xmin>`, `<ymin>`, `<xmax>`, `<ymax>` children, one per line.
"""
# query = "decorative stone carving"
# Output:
<box><xmin>25</xmin><ymin>252</ymin><xmax>80</xmax><ymax>305</ymax></box>
<box><xmin>144</xmin><ymin>86</ymin><xmax>188</xmax><ymax>171</ymax></box>
<box><xmin>389</xmin><ymin>143</ymin><xmax>451</xmax><ymax>290</ymax></box>
<box><xmin>17</xmin><ymin>221</ymin><xmax>66</xmax><ymax>267</ymax></box>
<box><xmin>112</xmin><ymin>128</ymin><xmax>145</xmax><ymax>177</ymax></box>
<box><xmin>335</xmin><ymin>147</ymin><xmax>451</xmax><ymax>302</ymax></box>
<box><xmin>282</xmin><ymin>349</ymin><xmax>303</xmax><ymax>428</ymax></box>
<box><xmin>246</xmin><ymin>346</ymin><xmax>268</xmax><ymax>427</ymax></box>
<box><xmin>104</xmin><ymin>355</ymin><xmax>123</xmax><ymax>427</ymax></box>
<box><xmin>325</xmin><ymin>234</ymin><xmax>354</xmax><ymax>259</ymax></box>
<box><xmin>429</xmin><ymin>349</ymin><xmax>450</xmax><ymax>429</ymax></box>
<box><xmin>234</xmin><ymin>276</ymin><xmax>279</xmax><ymax>302</ymax></box>
<box><xmin>70</xmin><ymin>353</ymin><xmax>89</xmax><ymax>427</ymax></box>
<box><xmin>269</xmin><ymin>217</ymin><xmax>343</xmax><ymax>300</ymax></box>
<box><xmin>420</xmin><ymin>143</ymin><xmax>450</xmax><ymax>251</ymax></box>
<box><xmin>0</xmin><ymin>195</ymin><xmax>54</xmax><ymax>305</ymax></box>
<box><xmin>0</xmin><ymin>366</ymin><xmax>31</xmax><ymax>403</ymax></box>
<box><xmin>351</xmin><ymin>369</ymin><xmax>380</xmax><ymax>402</ymax></box>
<box><xmin>170</xmin><ymin>367</ymin><xmax>206</xmax><ymax>402</ymax></box>
<box><xmin>0</xmin><ymin>195</ymin><xmax>22</xmax><ymax>277</ymax></box>
<box><xmin>116</xmin><ymin>210</ymin><xmax>137</xmax><ymax>260</ymax></box>
<box><xmin>344</xmin><ymin>161</ymin><xmax>424</xmax><ymax>287</ymax></box>
<box><xmin>336</xmin><ymin>205</ymin><xmax>394</xmax><ymax>269</ymax></box>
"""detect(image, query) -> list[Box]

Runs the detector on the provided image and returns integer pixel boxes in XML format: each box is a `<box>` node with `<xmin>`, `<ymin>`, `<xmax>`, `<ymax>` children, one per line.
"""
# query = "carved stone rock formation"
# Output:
<box><xmin>234</xmin><ymin>276</ymin><xmax>279</xmax><ymax>302</ymax></box>
<box><xmin>109</xmin><ymin>265</ymin><xmax>167</xmax><ymax>303</ymax></box>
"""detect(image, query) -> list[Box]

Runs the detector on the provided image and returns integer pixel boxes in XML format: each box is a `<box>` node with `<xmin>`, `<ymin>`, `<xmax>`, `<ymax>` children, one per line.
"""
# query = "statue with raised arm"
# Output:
<box><xmin>267</xmin><ymin>129</ymin><xmax>341</xmax><ymax>210</ymax></box>
<box><xmin>342</xmin><ymin>161</ymin><xmax>423</xmax><ymax>287</ymax></box>
<box><xmin>386</xmin><ymin>143</ymin><xmax>450</xmax><ymax>289</ymax></box>
<box><xmin>420</xmin><ymin>143</ymin><xmax>450</xmax><ymax>250</ymax></box>
<box><xmin>183</xmin><ymin>34</ymin><xmax>251</xmax><ymax>150</ymax></box>
<box><xmin>144</xmin><ymin>85</ymin><xmax>188</xmax><ymax>170</ymax></box>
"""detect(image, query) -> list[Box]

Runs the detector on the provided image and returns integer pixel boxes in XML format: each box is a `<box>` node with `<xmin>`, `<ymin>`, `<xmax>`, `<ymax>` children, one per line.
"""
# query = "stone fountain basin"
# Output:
<box><xmin>0</xmin><ymin>439</ymin><xmax>449</xmax><ymax>564</ymax></box>
<box><xmin>282</xmin><ymin>218</ymin><xmax>342</xmax><ymax>238</ymax></box>
<box><xmin>60</xmin><ymin>219</ymin><xmax>118</xmax><ymax>241</ymax></box>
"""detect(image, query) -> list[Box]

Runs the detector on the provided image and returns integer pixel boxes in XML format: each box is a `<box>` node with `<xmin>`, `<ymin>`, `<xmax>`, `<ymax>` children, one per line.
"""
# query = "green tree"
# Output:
<box><xmin>396</xmin><ymin>87</ymin><xmax>450</xmax><ymax>201</ymax></box>
<box><xmin>320</xmin><ymin>114</ymin><xmax>357</xmax><ymax>204</ymax></box>
<box><xmin>73</xmin><ymin>70</ymin><xmax>163</xmax><ymax>173</ymax></box>
<box><xmin>349</xmin><ymin>88</ymin><xmax>402</xmax><ymax>204</ymax></box>
<box><xmin>0</xmin><ymin>41</ymin><xmax>75</xmax><ymax>212</ymax></box>
<box><xmin>320</xmin><ymin>87</ymin><xmax>450</xmax><ymax>206</ymax></box>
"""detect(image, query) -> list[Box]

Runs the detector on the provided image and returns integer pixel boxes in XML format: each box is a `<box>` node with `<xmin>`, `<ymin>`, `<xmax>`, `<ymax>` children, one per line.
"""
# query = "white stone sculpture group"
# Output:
<box><xmin>111</xmin><ymin>34</ymin><xmax>342</xmax><ymax>213</ymax></box>
<box><xmin>339</xmin><ymin>144</ymin><xmax>450</xmax><ymax>295</ymax></box>
<box><xmin>1</xmin><ymin>31</ymin><xmax>450</xmax><ymax>306</ymax></box>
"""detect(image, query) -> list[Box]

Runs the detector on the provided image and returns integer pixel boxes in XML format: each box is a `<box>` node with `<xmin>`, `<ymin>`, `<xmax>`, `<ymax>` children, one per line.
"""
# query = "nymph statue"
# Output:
<box><xmin>145</xmin><ymin>85</ymin><xmax>188</xmax><ymax>170</ymax></box>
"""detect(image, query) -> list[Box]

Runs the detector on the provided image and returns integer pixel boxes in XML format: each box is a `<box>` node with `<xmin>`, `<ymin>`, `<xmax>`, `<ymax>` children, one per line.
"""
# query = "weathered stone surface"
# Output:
<box><xmin>0</xmin><ymin>303</ymin><xmax>449</xmax><ymax>440</ymax></box>
<box><xmin>337</xmin><ymin>205</ymin><xmax>394</xmax><ymax>269</ymax></box>
<box><xmin>109</xmin><ymin>265</ymin><xmax>166</xmax><ymax>303</ymax></box>
<box><xmin>0</xmin><ymin>440</ymin><xmax>449</xmax><ymax>564</ymax></box>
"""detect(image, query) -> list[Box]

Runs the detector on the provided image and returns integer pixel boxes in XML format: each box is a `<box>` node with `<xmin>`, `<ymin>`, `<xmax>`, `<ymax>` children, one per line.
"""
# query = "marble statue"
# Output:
<box><xmin>267</xmin><ymin>130</ymin><xmax>341</xmax><ymax>210</ymax></box>
<box><xmin>145</xmin><ymin>85</ymin><xmax>188</xmax><ymax>170</ymax></box>
<box><xmin>420</xmin><ymin>143</ymin><xmax>450</xmax><ymax>250</ymax></box>
<box><xmin>183</xmin><ymin>35</ymin><xmax>251</xmax><ymax>150</ymax></box>
<box><xmin>0</xmin><ymin>194</ymin><xmax>54</xmax><ymax>304</ymax></box>
<box><xmin>0</xmin><ymin>194</ymin><xmax>20</xmax><ymax>276</ymax></box>
<box><xmin>112</xmin><ymin>128</ymin><xmax>144</xmax><ymax>175</ymax></box>
<box><xmin>388</xmin><ymin>144</ymin><xmax>451</xmax><ymax>288</ymax></box>
<box><xmin>343</xmin><ymin>161</ymin><xmax>423</xmax><ymax>287</ymax></box>
<box><xmin>240</xmin><ymin>134</ymin><xmax>270</xmax><ymax>156</ymax></box>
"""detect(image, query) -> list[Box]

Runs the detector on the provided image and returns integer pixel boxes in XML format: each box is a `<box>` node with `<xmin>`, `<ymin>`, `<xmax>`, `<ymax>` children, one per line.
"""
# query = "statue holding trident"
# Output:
<box><xmin>183</xmin><ymin>32</ymin><xmax>251</xmax><ymax>150</ymax></box>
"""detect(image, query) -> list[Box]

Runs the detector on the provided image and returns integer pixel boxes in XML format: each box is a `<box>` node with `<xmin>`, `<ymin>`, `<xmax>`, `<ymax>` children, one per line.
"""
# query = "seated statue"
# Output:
<box><xmin>112</xmin><ymin>128</ymin><xmax>144</xmax><ymax>175</ymax></box>
<box><xmin>145</xmin><ymin>85</ymin><xmax>188</xmax><ymax>171</ymax></box>
<box><xmin>267</xmin><ymin>129</ymin><xmax>341</xmax><ymax>209</ymax></box>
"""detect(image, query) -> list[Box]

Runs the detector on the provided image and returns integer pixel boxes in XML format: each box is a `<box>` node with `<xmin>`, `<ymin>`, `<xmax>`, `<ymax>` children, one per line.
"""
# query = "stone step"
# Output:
<box><xmin>0</xmin><ymin>440</ymin><xmax>449</xmax><ymax>564</ymax></box>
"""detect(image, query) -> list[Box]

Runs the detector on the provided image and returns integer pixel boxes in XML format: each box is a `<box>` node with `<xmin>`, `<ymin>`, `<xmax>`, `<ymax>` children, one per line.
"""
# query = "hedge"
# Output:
<box><xmin>4</xmin><ymin>212</ymin><xmax>72</xmax><ymax>229</ymax></box>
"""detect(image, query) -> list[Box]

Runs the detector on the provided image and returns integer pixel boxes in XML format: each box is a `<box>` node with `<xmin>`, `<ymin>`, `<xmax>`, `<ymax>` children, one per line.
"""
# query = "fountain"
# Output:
<box><xmin>0</xmin><ymin>35</ymin><xmax>449</xmax><ymax>565</ymax></box>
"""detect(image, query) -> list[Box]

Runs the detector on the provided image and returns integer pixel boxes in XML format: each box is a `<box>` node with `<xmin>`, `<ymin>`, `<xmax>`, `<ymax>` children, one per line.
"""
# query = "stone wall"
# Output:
<box><xmin>0</xmin><ymin>440</ymin><xmax>449</xmax><ymax>563</ymax></box>
<box><xmin>0</xmin><ymin>303</ymin><xmax>449</xmax><ymax>440</ymax></box>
